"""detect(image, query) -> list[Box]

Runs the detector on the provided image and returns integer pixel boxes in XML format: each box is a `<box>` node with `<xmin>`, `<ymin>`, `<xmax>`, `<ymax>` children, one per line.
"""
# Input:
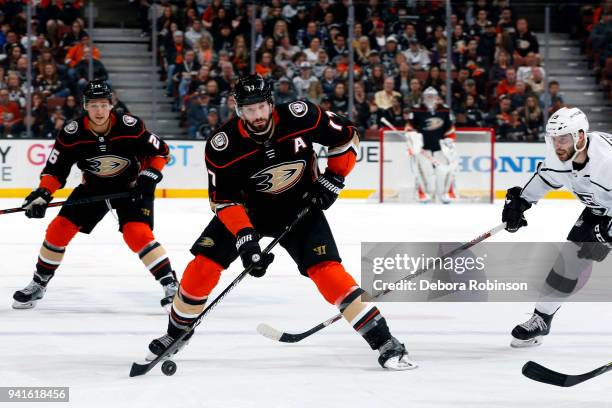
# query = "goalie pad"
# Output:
<box><xmin>405</xmin><ymin>131</ymin><xmax>424</xmax><ymax>156</ymax></box>
<box><xmin>413</xmin><ymin>151</ymin><xmax>436</xmax><ymax>196</ymax></box>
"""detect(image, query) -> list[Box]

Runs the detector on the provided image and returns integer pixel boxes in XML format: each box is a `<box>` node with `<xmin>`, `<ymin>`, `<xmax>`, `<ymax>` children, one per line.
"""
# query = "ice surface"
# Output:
<box><xmin>1</xmin><ymin>198</ymin><xmax>611</xmax><ymax>408</ymax></box>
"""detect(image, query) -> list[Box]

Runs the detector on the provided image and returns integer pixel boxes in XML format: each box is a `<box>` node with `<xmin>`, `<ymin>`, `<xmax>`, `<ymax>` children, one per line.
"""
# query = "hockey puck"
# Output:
<box><xmin>161</xmin><ymin>360</ymin><xmax>177</xmax><ymax>376</ymax></box>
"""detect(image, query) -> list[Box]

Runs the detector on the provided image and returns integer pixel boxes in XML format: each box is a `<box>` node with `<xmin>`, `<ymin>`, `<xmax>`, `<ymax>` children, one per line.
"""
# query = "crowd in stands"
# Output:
<box><xmin>0</xmin><ymin>0</ymin><xmax>115</xmax><ymax>138</ymax></box>
<box><xmin>581</xmin><ymin>2</ymin><xmax>612</xmax><ymax>102</ymax></box>
<box><xmin>146</xmin><ymin>0</ymin><xmax>564</xmax><ymax>141</ymax></box>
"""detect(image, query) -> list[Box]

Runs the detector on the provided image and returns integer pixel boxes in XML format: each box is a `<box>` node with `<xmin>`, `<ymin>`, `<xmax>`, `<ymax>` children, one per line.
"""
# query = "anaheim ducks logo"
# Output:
<box><xmin>251</xmin><ymin>160</ymin><xmax>306</xmax><ymax>194</ymax></box>
<box><xmin>84</xmin><ymin>155</ymin><xmax>131</xmax><ymax>177</ymax></box>
<box><xmin>424</xmin><ymin>117</ymin><xmax>445</xmax><ymax>131</ymax></box>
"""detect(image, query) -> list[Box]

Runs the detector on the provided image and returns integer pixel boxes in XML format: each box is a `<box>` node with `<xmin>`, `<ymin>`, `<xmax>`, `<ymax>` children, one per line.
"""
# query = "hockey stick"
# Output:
<box><xmin>522</xmin><ymin>360</ymin><xmax>612</xmax><ymax>387</ymax></box>
<box><xmin>0</xmin><ymin>191</ymin><xmax>133</xmax><ymax>215</ymax></box>
<box><xmin>257</xmin><ymin>222</ymin><xmax>506</xmax><ymax>343</ymax></box>
<box><xmin>129</xmin><ymin>205</ymin><xmax>312</xmax><ymax>377</ymax></box>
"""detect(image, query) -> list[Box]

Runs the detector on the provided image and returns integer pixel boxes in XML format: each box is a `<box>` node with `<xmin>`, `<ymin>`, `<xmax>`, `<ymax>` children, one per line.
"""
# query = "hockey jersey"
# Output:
<box><xmin>521</xmin><ymin>131</ymin><xmax>612</xmax><ymax>216</ymax></box>
<box><xmin>408</xmin><ymin>104</ymin><xmax>456</xmax><ymax>152</ymax></box>
<box><xmin>39</xmin><ymin>112</ymin><xmax>170</xmax><ymax>193</ymax></box>
<box><xmin>205</xmin><ymin>100</ymin><xmax>359</xmax><ymax>234</ymax></box>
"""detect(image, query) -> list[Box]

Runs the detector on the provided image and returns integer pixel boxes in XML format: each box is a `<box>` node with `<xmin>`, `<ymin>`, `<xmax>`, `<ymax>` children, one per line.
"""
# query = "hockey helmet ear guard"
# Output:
<box><xmin>545</xmin><ymin>107</ymin><xmax>589</xmax><ymax>161</ymax></box>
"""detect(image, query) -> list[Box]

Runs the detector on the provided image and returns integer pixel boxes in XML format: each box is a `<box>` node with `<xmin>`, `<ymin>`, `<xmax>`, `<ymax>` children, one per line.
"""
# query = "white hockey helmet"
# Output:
<box><xmin>545</xmin><ymin>107</ymin><xmax>589</xmax><ymax>161</ymax></box>
<box><xmin>423</xmin><ymin>86</ymin><xmax>438</xmax><ymax>111</ymax></box>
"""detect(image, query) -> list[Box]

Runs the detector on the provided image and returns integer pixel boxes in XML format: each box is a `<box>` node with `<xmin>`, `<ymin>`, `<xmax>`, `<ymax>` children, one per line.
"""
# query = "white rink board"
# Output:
<box><xmin>0</xmin><ymin>198</ymin><xmax>610</xmax><ymax>408</ymax></box>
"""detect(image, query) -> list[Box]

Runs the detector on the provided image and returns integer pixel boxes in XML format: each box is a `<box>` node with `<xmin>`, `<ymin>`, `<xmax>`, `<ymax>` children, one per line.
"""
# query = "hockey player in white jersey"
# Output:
<box><xmin>502</xmin><ymin>107</ymin><xmax>612</xmax><ymax>347</ymax></box>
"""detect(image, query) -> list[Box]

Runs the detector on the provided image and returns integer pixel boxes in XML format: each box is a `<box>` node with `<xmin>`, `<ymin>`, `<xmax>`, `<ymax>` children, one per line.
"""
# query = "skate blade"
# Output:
<box><xmin>510</xmin><ymin>336</ymin><xmax>543</xmax><ymax>348</ymax></box>
<box><xmin>12</xmin><ymin>300</ymin><xmax>37</xmax><ymax>309</ymax></box>
<box><xmin>383</xmin><ymin>356</ymin><xmax>419</xmax><ymax>371</ymax></box>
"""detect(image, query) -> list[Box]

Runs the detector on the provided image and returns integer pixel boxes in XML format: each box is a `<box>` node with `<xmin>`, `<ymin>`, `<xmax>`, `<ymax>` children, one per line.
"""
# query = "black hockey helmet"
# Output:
<box><xmin>83</xmin><ymin>79</ymin><xmax>112</xmax><ymax>104</ymax></box>
<box><xmin>232</xmin><ymin>74</ymin><xmax>273</xmax><ymax>107</ymax></box>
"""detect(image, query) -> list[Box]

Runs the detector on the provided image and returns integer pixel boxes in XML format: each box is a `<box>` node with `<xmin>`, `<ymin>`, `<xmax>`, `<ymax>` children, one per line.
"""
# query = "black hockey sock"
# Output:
<box><xmin>167</xmin><ymin>287</ymin><xmax>207</xmax><ymax>338</ymax></box>
<box><xmin>534</xmin><ymin>308</ymin><xmax>555</xmax><ymax>327</ymax></box>
<box><xmin>34</xmin><ymin>240</ymin><xmax>65</xmax><ymax>286</ymax></box>
<box><xmin>338</xmin><ymin>287</ymin><xmax>392</xmax><ymax>350</ymax></box>
<box><xmin>138</xmin><ymin>241</ymin><xmax>174</xmax><ymax>283</ymax></box>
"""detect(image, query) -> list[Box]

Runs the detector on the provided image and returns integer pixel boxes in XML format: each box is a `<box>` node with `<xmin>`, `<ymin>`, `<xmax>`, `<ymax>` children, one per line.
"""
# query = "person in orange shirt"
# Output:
<box><xmin>495</xmin><ymin>67</ymin><xmax>518</xmax><ymax>97</ymax></box>
<box><xmin>64</xmin><ymin>35</ymin><xmax>101</xmax><ymax>68</ymax></box>
<box><xmin>0</xmin><ymin>88</ymin><xmax>24</xmax><ymax>137</ymax></box>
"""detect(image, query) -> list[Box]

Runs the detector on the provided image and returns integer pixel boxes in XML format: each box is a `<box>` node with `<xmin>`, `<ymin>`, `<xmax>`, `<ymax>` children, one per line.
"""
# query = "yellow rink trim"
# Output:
<box><xmin>0</xmin><ymin>188</ymin><xmax>576</xmax><ymax>200</ymax></box>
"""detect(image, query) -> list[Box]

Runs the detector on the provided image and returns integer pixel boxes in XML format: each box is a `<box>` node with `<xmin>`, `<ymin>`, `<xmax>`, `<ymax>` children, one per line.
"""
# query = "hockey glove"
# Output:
<box><xmin>309</xmin><ymin>170</ymin><xmax>345</xmax><ymax>210</ymax></box>
<box><xmin>236</xmin><ymin>228</ymin><xmax>274</xmax><ymax>277</ymax></box>
<box><xmin>133</xmin><ymin>168</ymin><xmax>163</xmax><ymax>200</ymax></box>
<box><xmin>502</xmin><ymin>186</ymin><xmax>531</xmax><ymax>232</ymax></box>
<box><xmin>577</xmin><ymin>220</ymin><xmax>612</xmax><ymax>262</ymax></box>
<box><xmin>22</xmin><ymin>188</ymin><xmax>52</xmax><ymax>219</ymax></box>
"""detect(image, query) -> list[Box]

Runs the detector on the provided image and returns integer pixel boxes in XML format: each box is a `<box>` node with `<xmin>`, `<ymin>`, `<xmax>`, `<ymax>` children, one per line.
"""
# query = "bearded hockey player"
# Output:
<box><xmin>146</xmin><ymin>74</ymin><xmax>416</xmax><ymax>370</ymax></box>
<box><xmin>503</xmin><ymin>107</ymin><xmax>612</xmax><ymax>347</ymax></box>
<box><xmin>14</xmin><ymin>79</ymin><xmax>178</xmax><ymax>311</ymax></box>
<box><xmin>407</xmin><ymin>87</ymin><xmax>458</xmax><ymax>203</ymax></box>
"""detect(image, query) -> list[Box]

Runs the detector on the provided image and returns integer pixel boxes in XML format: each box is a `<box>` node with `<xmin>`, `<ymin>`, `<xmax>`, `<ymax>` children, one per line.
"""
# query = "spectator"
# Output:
<box><xmin>36</xmin><ymin>63</ymin><xmax>69</xmax><ymax>98</ymax></box>
<box><xmin>274</xmin><ymin>76</ymin><xmax>297</xmax><ymax>104</ymax></box>
<box><xmin>462</xmin><ymin>78</ymin><xmax>487</xmax><ymax>110</ymax></box>
<box><xmin>48</xmin><ymin>107</ymin><xmax>66</xmax><ymax>137</ymax></box>
<box><xmin>194</xmin><ymin>35</ymin><xmax>215</xmax><ymax>67</ymax></box>
<box><xmin>380</xmin><ymin>95</ymin><xmax>407</xmax><ymax>128</ymax></box>
<box><xmin>293</xmin><ymin>61</ymin><xmax>318</xmax><ymax>99</ymax></box>
<box><xmin>452</xmin><ymin>68</ymin><xmax>470</xmax><ymax>102</ymax></box>
<box><xmin>511</xmin><ymin>80</ymin><xmax>529</xmax><ymax>111</ymax></box>
<box><xmin>355</xmin><ymin>36</ymin><xmax>372</xmax><ymax>66</ymax></box>
<box><xmin>6</xmin><ymin>72</ymin><xmax>25</xmax><ymax>108</ymax></box>
<box><xmin>112</xmin><ymin>92</ymin><xmax>129</xmax><ymax>116</ymax></box>
<box><xmin>174</xmin><ymin>49</ymin><xmax>201</xmax><ymax>102</ymax></box>
<box><xmin>406</xmin><ymin>77</ymin><xmax>423</xmax><ymax>107</ymax></box>
<box><xmin>304</xmin><ymin>37</ymin><xmax>322</xmax><ymax>64</ymax></box>
<box><xmin>495</xmin><ymin>67</ymin><xmax>518</xmax><ymax>97</ymax></box>
<box><xmin>198</xmin><ymin>107</ymin><xmax>220</xmax><ymax>140</ymax></box>
<box><xmin>320</xmin><ymin>66</ymin><xmax>337</xmax><ymax>96</ymax></box>
<box><xmin>523</xmin><ymin>95</ymin><xmax>543</xmax><ymax>140</ymax></box>
<box><xmin>165</xmin><ymin>30</ymin><xmax>191</xmax><ymax>96</ymax></box>
<box><xmin>499</xmin><ymin>110</ymin><xmax>530</xmax><ymax>141</ymax></box>
<box><xmin>255</xmin><ymin>51</ymin><xmax>275</xmax><ymax>78</ymax></box>
<box><xmin>230</xmin><ymin>36</ymin><xmax>249</xmax><ymax>76</ymax></box>
<box><xmin>64</xmin><ymin>35</ymin><xmax>100</xmax><ymax>69</ymax></box>
<box><xmin>489</xmin><ymin>50</ymin><xmax>511</xmax><ymax>83</ymax></box>
<box><xmin>424</xmin><ymin>66</ymin><xmax>444</xmax><ymax>92</ymax></box>
<box><xmin>395</xmin><ymin>62</ymin><xmax>412</xmax><ymax>96</ymax></box>
<box><xmin>365</xmin><ymin>63</ymin><xmax>385</xmax><ymax>94</ymax></box>
<box><xmin>275</xmin><ymin>35</ymin><xmax>299</xmax><ymax>71</ymax></box>
<box><xmin>404</xmin><ymin>39</ymin><xmax>431</xmax><ymax>71</ymax></box>
<box><xmin>469</xmin><ymin>9</ymin><xmax>492</xmax><ymax>37</ymax></box>
<box><xmin>61</xmin><ymin>95</ymin><xmax>81</xmax><ymax>122</ymax></box>
<box><xmin>375</xmin><ymin>77</ymin><xmax>401</xmax><ymax>110</ymax></box>
<box><xmin>327</xmin><ymin>33</ymin><xmax>348</xmax><ymax>63</ymax></box>
<box><xmin>477</xmin><ymin>22</ymin><xmax>497</xmax><ymax>65</ymax></box>
<box><xmin>497</xmin><ymin>7</ymin><xmax>515</xmax><ymax>35</ymax></box>
<box><xmin>188</xmin><ymin>66</ymin><xmax>213</xmax><ymax>95</ymax></box>
<box><xmin>456</xmin><ymin>94</ymin><xmax>485</xmax><ymax>127</ymax></box>
<box><xmin>60</xmin><ymin>20</ymin><xmax>87</xmax><ymax>51</ymax></box>
<box><xmin>187</xmin><ymin>89</ymin><xmax>211</xmax><ymax>139</ymax></box>
<box><xmin>487</xmin><ymin>95</ymin><xmax>512</xmax><ymax>132</ymax></box>
<box><xmin>352</xmin><ymin>81</ymin><xmax>370</xmax><ymax>134</ymax></box>
<box><xmin>0</xmin><ymin>88</ymin><xmax>23</xmax><ymax>138</ymax></box>
<box><xmin>73</xmin><ymin>47</ymin><xmax>108</xmax><ymax>97</ymax></box>
<box><xmin>380</xmin><ymin>36</ymin><xmax>399</xmax><ymax>75</ymax></box>
<box><xmin>540</xmin><ymin>80</ymin><xmax>565</xmax><ymax>113</ymax></box>
<box><xmin>312</xmin><ymin>49</ymin><xmax>329</xmax><ymax>77</ymax></box>
<box><xmin>185</xmin><ymin>20</ymin><xmax>208</xmax><ymax>47</ymax></box>
<box><xmin>216</xmin><ymin>61</ymin><xmax>236</xmax><ymax>94</ymax></box>
<box><xmin>330</xmin><ymin>82</ymin><xmax>348</xmax><ymax>116</ymax></box>
<box><xmin>513</xmin><ymin>18</ymin><xmax>539</xmax><ymax>58</ymax></box>
<box><xmin>517</xmin><ymin>52</ymin><xmax>545</xmax><ymax>82</ymax></box>
<box><xmin>25</xmin><ymin>92</ymin><xmax>50</xmax><ymax>138</ymax></box>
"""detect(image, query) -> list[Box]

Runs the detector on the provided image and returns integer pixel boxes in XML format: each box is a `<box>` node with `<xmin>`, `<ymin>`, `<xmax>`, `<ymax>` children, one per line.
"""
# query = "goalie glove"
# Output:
<box><xmin>309</xmin><ymin>169</ymin><xmax>345</xmax><ymax>210</ymax></box>
<box><xmin>502</xmin><ymin>186</ymin><xmax>532</xmax><ymax>232</ymax></box>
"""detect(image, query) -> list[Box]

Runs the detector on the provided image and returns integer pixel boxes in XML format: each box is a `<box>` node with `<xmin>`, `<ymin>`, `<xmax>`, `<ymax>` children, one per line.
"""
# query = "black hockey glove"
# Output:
<box><xmin>22</xmin><ymin>188</ymin><xmax>52</xmax><ymax>219</ymax></box>
<box><xmin>133</xmin><ymin>168</ymin><xmax>163</xmax><ymax>200</ymax></box>
<box><xmin>577</xmin><ymin>220</ymin><xmax>612</xmax><ymax>262</ymax></box>
<box><xmin>502</xmin><ymin>186</ymin><xmax>531</xmax><ymax>233</ymax></box>
<box><xmin>236</xmin><ymin>228</ymin><xmax>274</xmax><ymax>277</ymax></box>
<box><xmin>309</xmin><ymin>170</ymin><xmax>345</xmax><ymax>210</ymax></box>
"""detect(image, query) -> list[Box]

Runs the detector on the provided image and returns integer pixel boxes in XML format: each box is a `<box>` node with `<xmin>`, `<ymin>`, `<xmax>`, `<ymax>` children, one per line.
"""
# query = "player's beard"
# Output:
<box><xmin>556</xmin><ymin>145</ymin><xmax>575</xmax><ymax>162</ymax></box>
<box><xmin>245</xmin><ymin>116</ymin><xmax>274</xmax><ymax>142</ymax></box>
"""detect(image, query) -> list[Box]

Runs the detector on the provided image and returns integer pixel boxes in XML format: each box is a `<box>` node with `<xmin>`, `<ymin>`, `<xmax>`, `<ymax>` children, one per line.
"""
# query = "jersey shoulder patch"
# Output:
<box><xmin>209</xmin><ymin>131</ymin><xmax>229</xmax><ymax>151</ymax></box>
<box><xmin>276</xmin><ymin>100</ymin><xmax>320</xmax><ymax>129</ymax></box>
<box><xmin>205</xmin><ymin>118</ymin><xmax>254</xmax><ymax>169</ymax></box>
<box><xmin>288</xmin><ymin>101</ymin><xmax>309</xmax><ymax>117</ymax></box>
<box><xmin>122</xmin><ymin>114</ymin><xmax>138</xmax><ymax>126</ymax></box>
<box><xmin>64</xmin><ymin>120</ymin><xmax>78</xmax><ymax>134</ymax></box>
<box><xmin>112</xmin><ymin>113</ymin><xmax>144</xmax><ymax>135</ymax></box>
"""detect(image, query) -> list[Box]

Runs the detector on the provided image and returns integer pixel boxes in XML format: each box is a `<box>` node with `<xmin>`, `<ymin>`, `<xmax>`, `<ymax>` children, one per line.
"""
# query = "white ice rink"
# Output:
<box><xmin>1</xmin><ymin>198</ymin><xmax>611</xmax><ymax>408</ymax></box>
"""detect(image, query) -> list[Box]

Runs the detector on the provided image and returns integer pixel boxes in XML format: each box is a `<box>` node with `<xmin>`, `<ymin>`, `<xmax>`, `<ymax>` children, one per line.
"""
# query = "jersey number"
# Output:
<box><xmin>148</xmin><ymin>134</ymin><xmax>160</xmax><ymax>149</ymax></box>
<box><xmin>48</xmin><ymin>148</ymin><xmax>60</xmax><ymax>164</ymax></box>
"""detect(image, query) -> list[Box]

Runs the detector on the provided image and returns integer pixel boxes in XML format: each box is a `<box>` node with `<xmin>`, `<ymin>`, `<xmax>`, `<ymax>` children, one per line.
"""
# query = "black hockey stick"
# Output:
<box><xmin>0</xmin><ymin>191</ymin><xmax>133</xmax><ymax>215</ymax></box>
<box><xmin>257</xmin><ymin>222</ymin><xmax>506</xmax><ymax>343</ymax></box>
<box><xmin>522</xmin><ymin>361</ymin><xmax>612</xmax><ymax>387</ymax></box>
<box><xmin>129</xmin><ymin>206</ymin><xmax>312</xmax><ymax>377</ymax></box>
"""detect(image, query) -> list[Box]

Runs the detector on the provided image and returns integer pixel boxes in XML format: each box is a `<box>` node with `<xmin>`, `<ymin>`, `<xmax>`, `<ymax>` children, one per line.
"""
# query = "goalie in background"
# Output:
<box><xmin>407</xmin><ymin>87</ymin><xmax>458</xmax><ymax>203</ymax></box>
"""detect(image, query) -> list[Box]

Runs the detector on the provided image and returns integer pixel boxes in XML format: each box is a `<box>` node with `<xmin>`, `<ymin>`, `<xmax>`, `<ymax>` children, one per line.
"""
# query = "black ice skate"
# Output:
<box><xmin>511</xmin><ymin>309</ymin><xmax>554</xmax><ymax>348</ymax></box>
<box><xmin>13</xmin><ymin>280</ymin><xmax>47</xmax><ymax>309</ymax></box>
<box><xmin>146</xmin><ymin>331</ymin><xmax>193</xmax><ymax>362</ymax></box>
<box><xmin>377</xmin><ymin>337</ymin><xmax>418</xmax><ymax>370</ymax></box>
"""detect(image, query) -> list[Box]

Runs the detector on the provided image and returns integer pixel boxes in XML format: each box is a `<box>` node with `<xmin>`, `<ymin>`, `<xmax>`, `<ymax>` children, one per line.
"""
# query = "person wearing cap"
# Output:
<box><xmin>274</xmin><ymin>76</ymin><xmax>297</xmax><ymax>105</ymax></box>
<box><xmin>293</xmin><ymin>60</ymin><xmax>319</xmax><ymax>100</ymax></box>
<box><xmin>197</xmin><ymin>107</ymin><xmax>220</xmax><ymax>140</ymax></box>
<box><xmin>403</xmin><ymin>39</ymin><xmax>430</xmax><ymax>71</ymax></box>
<box><xmin>380</xmin><ymin>35</ymin><xmax>399</xmax><ymax>74</ymax></box>
<box><xmin>370</xmin><ymin>20</ymin><xmax>386</xmax><ymax>50</ymax></box>
<box><xmin>187</xmin><ymin>88</ymin><xmax>211</xmax><ymax>138</ymax></box>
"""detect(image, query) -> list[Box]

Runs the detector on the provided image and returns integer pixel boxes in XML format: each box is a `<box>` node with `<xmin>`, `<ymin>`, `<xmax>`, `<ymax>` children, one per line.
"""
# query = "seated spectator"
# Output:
<box><xmin>381</xmin><ymin>36</ymin><xmax>400</xmax><ymax>75</ymax></box>
<box><xmin>424</xmin><ymin>66</ymin><xmax>444</xmax><ymax>92</ymax></box>
<box><xmin>495</xmin><ymin>67</ymin><xmax>518</xmax><ymax>97</ymax></box>
<box><xmin>395</xmin><ymin>62</ymin><xmax>412</xmax><ymax>96</ymax></box>
<box><xmin>403</xmin><ymin>39</ymin><xmax>431</xmax><ymax>71</ymax></box>
<box><xmin>405</xmin><ymin>77</ymin><xmax>423</xmax><ymax>107</ymax></box>
<box><xmin>185</xmin><ymin>20</ymin><xmax>208</xmax><ymax>47</ymax></box>
<box><xmin>60</xmin><ymin>20</ymin><xmax>88</xmax><ymax>51</ymax></box>
<box><xmin>399</xmin><ymin>22</ymin><xmax>418</xmax><ymax>50</ymax></box>
<box><xmin>462</xmin><ymin>78</ymin><xmax>487</xmax><ymax>110</ymax></box>
<box><xmin>25</xmin><ymin>92</ymin><xmax>51</xmax><ymax>138</ymax></box>
<box><xmin>352</xmin><ymin>81</ymin><xmax>370</xmax><ymax>135</ymax></box>
<box><xmin>62</xmin><ymin>95</ymin><xmax>81</xmax><ymax>122</ymax></box>
<box><xmin>312</xmin><ymin>49</ymin><xmax>329</xmax><ymax>78</ymax></box>
<box><xmin>230</xmin><ymin>36</ymin><xmax>249</xmax><ymax>76</ymax></box>
<box><xmin>523</xmin><ymin>95</ymin><xmax>543</xmax><ymax>140</ymax></box>
<box><xmin>510</xmin><ymin>80</ymin><xmax>529</xmax><ymax>111</ymax></box>
<box><xmin>216</xmin><ymin>61</ymin><xmax>236</xmax><ymax>94</ymax></box>
<box><xmin>469</xmin><ymin>9</ymin><xmax>492</xmax><ymax>37</ymax></box>
<box><xmin>380</xmin><ymin>95</ymin><xmax>407</xmax><ymax>129</ymax></box>
<box><xmin>517</xmin><ymin>52</ymin><xmax>546</xmax><ymax>82</ymax></box>
<box><xmin>526</xmin><ymin>67</ymin><xmax>546</xmax><ymax>96</ymax></box>
<box><xmin>0</xmin><ymin>88</ymin><xmax>23</xmax><ymax>138</ymax></box>
<box><xmin>205</xmin><ymin>78</ymin><xmax>222</xmax><ymax>106</ymax></box>
<box><xmin>274</xmin><ymin>76</ymin><xmax>297</xmax><ymax>104</ymax></box>
<box><xmin>456</xmin><ymin>94</ymin><xmax>485</xmax><ymax>127</ymax></box>
<box><xmin>320</xmin><ymin>66</ymin><xmax>337</xmax><ymax>96</ymax></box>
<box><xmin>174</xmin><ymin>49</ymin><xmax>201</xmax><ymax>103</ymax></box>
<box><xmin>513</xmin><ymin>18</ymin><xmax>539</xmax><ymax>58</ymax></box>
<box><xmin>375</xmin><ymin>77</ymin><xmax>401</xmax><ymax>110</ymax></box>
<box><xmin>112</xmin><ymin>92</ymin><xmax>129</xmax><ymax>116</ymax></box>
<box><xmin>304</xmin><ymin>37</ymin><xmax>322</xmax><ymax>64</ymax></box>
<box><xmin>275</xmin><ymin>35</ymin><xmax>299</xmax><ymax>72</ymax></box>
<box><xmin>330</xmin><ymin>82</ymin><xmax>349</xmax><ymax>116</ymax></box>
<box><xmin>73</xmin><ymin>47</ymin><xmax>109</xmax><ymax>97</ymax></box>
<box><xmin>3</xmin><ymin>43</ymin><xmax>23</xmax><ymax>71</ymax></box>
<box><xmin>540</xmin><ymin>80</ymin><xmax>565</xmax><ymax>113</ymax></box>
<box><xmin>370</xmin><ymin>20</ymin><xmax>387</xmax><ymax>51</ymax></box>
<box><xmin>198</xmin><ymin>107</ymin><xmax>220</xmax><ymax>140</ymax></box>
<box><xmin>255</xmin><ymin>51</ymin><xmax>275</xmax><ymax>78</ymax></box>
<box><xmin>497</xmin><ymin>7</ymin><xmax>515</xmax><ymax>35</ymax></box>
<box><xmin>165</xmin><ymin>30</ymin><xmax>191</xmax><ymax>96</ymax></box>
<box><xmin>292</xmin><ymin>61</ymin><xmax>317</xmax><ymax>98</ymax></box>
<box><xmin>486</xmin><ymin>95</ymin><xmax>512</xmax><ymax>132</ymax></box>
<box><xmin>498</xmin><ymin>110</ymin><xmax>530</xmax><ymax>141</ymax></box>
<box><xmin>65</xmin><ymin>35</ymin><xmax>100</xmax><ymax>69</ymax></box>
<box><xmin>36</xmin><ymin>63</ymin><xmax>70</xmax><ymax>97</ymax></box>
<box><xmin>355</xmin><ymin>36</ymin><xmax>371</xmax><ymax>66</ymax></box>
<box><xmin>47</xmin><ymin>107</ymin><xmax>66</xmax><ymax>138</ymax></box>
<box><xmin>187</xmin><ymin>89</ymin><xmax>211</xmax><ymax>139</ymax></box>
<box><xmin>489</xmin><ymin>50</ymin><xmax>511</xmax><ymax>83</ymax></box>
<box><xmin>194</xmin><ymin>35</ymin><xmax>216</xmax><ymax>67</ymax></box>
<box><xmin>188</xmin><ymin>66</ymin><xmax>212</xmax><ymax>95</ymax></box>
<box><xmin>6</xmin><ymin>72</ymin><xmax>25</xmax><ymax>108</ymax></box>
<box><xmin>477</xmin><ymin>22</ymin><xmax>497</xmax><ymax>65</ymax></box>
<box><xmin>365</xmin><ymin>63</ymin><xmax>385</xmax><ymax>94</ymax></box>
<box><xmin>452</xmin><ymin>68</ymin><xmax>470</xmax><ymax>102</ymax></box>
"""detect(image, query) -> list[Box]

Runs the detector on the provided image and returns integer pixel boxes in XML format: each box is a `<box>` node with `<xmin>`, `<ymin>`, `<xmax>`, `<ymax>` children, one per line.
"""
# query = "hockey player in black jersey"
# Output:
<box><xmin>146</xmin><ymin>74</ymin><xmax>416</xmax><ymax>370</ymax></box>
<box><xmin>14</xmin><ymin>79</ymin><xmax>178</xmax><ymax>311</ymax></box>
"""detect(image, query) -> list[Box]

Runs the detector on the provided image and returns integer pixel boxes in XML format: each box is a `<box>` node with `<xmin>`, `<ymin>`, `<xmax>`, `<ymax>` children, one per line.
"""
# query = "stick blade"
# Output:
<box><xmin>129</xmin><ymin>362</ymin><xmax>152</xmax><ymax>377</ymax></box>
<box><xmin>522</xmin><ymin>361</ymin><xmax>571</xmax><ymax>387</ymax></box>
<box><xmin>256</xmin><ymin>323</ymin><xmax>283</xmax><ymax>342</ymax></box>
